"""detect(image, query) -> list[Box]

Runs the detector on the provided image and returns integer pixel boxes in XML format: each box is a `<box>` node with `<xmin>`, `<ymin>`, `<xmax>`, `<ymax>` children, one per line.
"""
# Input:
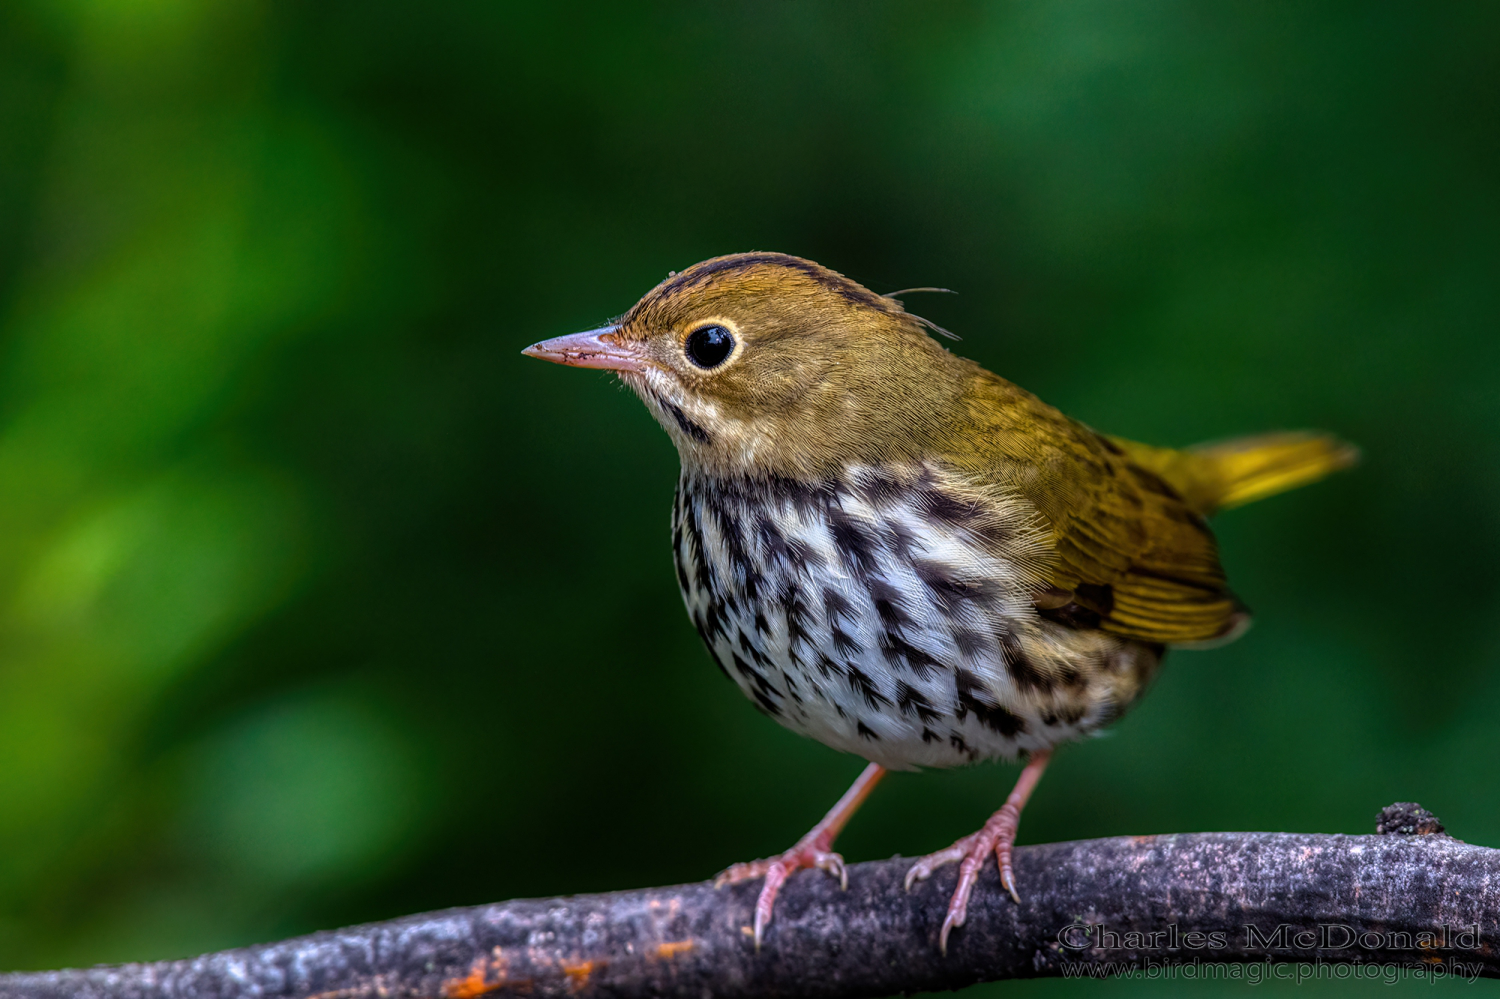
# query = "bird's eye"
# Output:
<box><xmin>684</xmin><ymin>325</ymin><xmax>735</xmax><ymax>369</ymax></box>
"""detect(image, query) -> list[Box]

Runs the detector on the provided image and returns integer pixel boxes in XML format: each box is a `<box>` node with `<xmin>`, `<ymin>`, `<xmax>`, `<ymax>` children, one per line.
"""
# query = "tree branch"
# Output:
<box><xmin>3</xmin><ymin>804</ymin><xmax>1494</xmax><ymax>998</ymax></box>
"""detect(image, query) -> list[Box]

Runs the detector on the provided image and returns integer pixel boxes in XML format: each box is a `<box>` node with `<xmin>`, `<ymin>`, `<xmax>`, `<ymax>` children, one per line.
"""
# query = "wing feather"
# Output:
<box><xmin>949</xmin><ymin>372</ymin><xmax>1246</xmax><ymax>645</ymax></box>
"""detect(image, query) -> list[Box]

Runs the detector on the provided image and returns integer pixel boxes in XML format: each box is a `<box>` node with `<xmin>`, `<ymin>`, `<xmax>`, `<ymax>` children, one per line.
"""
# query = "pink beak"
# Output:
<box><xmin>521</xmin><ymin>326</ymin><xmax>646</xmax><ymax>372</ymax></box>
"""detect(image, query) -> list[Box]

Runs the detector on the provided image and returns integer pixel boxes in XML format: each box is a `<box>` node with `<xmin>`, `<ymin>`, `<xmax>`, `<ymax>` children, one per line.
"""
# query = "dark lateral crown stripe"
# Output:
<box><xmin>659</xmin><ymin>253</ymin><xmax>893</xmax><ymax>310</ymax></box>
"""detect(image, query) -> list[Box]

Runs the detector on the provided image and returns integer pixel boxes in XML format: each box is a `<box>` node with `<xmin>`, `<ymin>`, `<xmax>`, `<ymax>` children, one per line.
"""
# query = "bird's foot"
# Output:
<box><xmin>904</xmin><ymin>804</ymin><xmax>1024</xmax><ymax>954</ymax></box>
<box><xmin>903</xmin><ymin>749</ymin><xmax>1052</xmax><ymax>954</ymax></box>
<box><xmin>714</xmin><ymin>761</ymin><xmax>886</xmax><ymax>949</ymax></box>
<box><xmin>716</xmin><ymin>840</ymin><xmax>848</xmax><ymax>948</ymax></box>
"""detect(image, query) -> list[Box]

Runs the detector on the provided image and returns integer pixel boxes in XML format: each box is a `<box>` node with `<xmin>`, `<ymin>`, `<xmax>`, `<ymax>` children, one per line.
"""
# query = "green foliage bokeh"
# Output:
<box><xmin>0</xmin><ymin>2</ymin><xmax>1496</xmax><ymax>995</ymax></box>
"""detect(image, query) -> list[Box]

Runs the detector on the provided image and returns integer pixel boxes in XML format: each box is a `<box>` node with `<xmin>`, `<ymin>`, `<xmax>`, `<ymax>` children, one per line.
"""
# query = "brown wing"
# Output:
<box><xmin>1031</xmin><ymin>434</ymin><xmax>1246</xmax><ymax>645</ymax></box>
<box><xmin>951</xmin><ymin>374</ymin><xmax>1246</xmax><ymax>646</ymax></box>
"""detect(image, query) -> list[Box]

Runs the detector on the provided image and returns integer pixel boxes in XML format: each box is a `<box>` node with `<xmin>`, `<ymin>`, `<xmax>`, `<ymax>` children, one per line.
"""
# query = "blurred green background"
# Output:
<box><xmin>0</xmin><ymin>2</ymin><xmax>1496</xmax><ymax>996</ymax></box>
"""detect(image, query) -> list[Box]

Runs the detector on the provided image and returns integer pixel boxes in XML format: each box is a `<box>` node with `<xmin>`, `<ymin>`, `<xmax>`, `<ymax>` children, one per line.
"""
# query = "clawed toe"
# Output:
<box><xmin>903</xmin><ymin>837</ymin><xmax>974</xmax><ymax>891</ymax></box>
<box><xmin>999</xmin><ymin>863</ymin><xmax>1021</xmax><ymax>904</ymax></box>
<box><xmin>716</xmin><ymin>844</ymin><xmax>851</xmax><ymax>949</ymax></box>
<box><xmin>715</xmin><ymin>847</ymin><xmax>846</xmax><ymax>891</ymax></box>
<box><xmin>714</xmin><ymin>858</ymin><xmax>773</xmax><ymax>887</ymax></box>
<box><xmin>713</xmin><ymin>762</ymin><xmax>887</xmax><ymax>949</ymax></box>
<box><xmin>903</xmin><ymin>750</ymin><xmax>1052</xmax><ymax>954</ymax></box>
<box><xmin>809</xmin><ymin>849</ymin><xmax>848</xmax><ymax>889</ymax></box>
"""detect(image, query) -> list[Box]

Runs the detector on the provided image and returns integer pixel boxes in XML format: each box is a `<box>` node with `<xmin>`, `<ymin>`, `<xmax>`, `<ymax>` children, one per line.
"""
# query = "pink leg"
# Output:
<box><xmin>716</xmin><ymin>761</ymin><xmax>886</xmax><ymax>948</ymax></box>
<box><xmin>904</xmin><ymin>749</ymin><xmax>1052</xmax><ymax>954</ymax></box>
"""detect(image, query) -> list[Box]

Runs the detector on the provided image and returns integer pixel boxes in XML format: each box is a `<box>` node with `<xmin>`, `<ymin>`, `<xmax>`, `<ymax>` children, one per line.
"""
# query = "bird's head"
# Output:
<box><xmin>524</xmin><ymin>252</ymin><xmax>972</xmax><ymax>478</ymax></box>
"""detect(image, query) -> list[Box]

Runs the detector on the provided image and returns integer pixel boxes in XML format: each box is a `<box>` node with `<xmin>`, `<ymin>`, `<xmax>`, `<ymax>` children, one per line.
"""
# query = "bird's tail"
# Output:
<box><xmin>1108</xmin><ymin>431</ymin><xmax>1359</xmax><ymax>516</ymax></box>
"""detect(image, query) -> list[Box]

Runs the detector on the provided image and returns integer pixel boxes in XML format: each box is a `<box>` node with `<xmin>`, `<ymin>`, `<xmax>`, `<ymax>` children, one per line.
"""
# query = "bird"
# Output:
<box><xmin>522</xmin><ymin>252</ymin><xmax>1356</xmax><ymax>953</ymax></box>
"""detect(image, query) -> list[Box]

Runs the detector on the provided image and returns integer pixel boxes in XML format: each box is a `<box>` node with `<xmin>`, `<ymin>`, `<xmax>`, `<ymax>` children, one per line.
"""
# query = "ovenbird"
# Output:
<box><xmin>523</xmin><ymin>252</ymin><xmax>1355</xmax><ymax>953</ymax></box>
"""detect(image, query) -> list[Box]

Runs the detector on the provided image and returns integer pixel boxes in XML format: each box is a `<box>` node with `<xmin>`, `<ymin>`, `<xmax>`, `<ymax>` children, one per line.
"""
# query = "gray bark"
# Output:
<box><xmin>2</xmin><ymin>804</ymin><xmax>1493</xmax><ymax>998</ymax></box>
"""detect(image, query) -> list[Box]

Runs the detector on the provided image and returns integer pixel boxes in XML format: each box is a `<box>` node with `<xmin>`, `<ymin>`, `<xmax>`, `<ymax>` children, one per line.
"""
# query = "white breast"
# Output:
<box><xmin>671</xmin><ymin>464</ymin><xmax>1148</xmax><ymax>770</ymax></box>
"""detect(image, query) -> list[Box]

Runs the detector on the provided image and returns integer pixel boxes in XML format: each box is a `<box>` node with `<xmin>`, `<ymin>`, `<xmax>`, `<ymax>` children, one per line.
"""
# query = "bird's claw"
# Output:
<box><xmin>939</xmin><ymin>906</ymin><xmax>966</xmax><ymax>956</ymax></box>
<box><xmin>716</xmin><ymin>844</ymin><xmax>850</xmax><ymax>950</ymax></box>
<box><xmin>903</xmin><ymin>836</ymin><xmax>975</xmax><ymax>891</ymax></box>
<box><xmin>1000</xmin><ymin>863</ymin><xmax>1021</xmax><ymax>904</ymax></box>
<box><xmin>811</xmin><ymin>849</ymin><xmax>848</xmax><ymax>889</ymax></box>
<box><xmin>905</xmin><ymin>806</ymin><xmax>1027</xmax><ymax>955</ymax></box>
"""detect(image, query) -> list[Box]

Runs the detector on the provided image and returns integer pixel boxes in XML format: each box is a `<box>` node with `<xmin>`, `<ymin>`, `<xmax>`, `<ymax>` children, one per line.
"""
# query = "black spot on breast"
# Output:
<box><xmin>855</xmin><ymin>469</ymin><xmax>905</xmax><ymax>508</ymax></box>
<box><xmin>829</xmin><ymin>508</ymin><xmax>879</xmax><ymax>577</ymax></box>
<box><xmin>784</xmin><ymin>535</ymin><xmax>826</xmax><ymax>572</ymax></box>
<box><xmin>733</xmin><ymin>629</ymin><xmax>772</xmax><ymax>666</ymax></box>
<box><xmin>692</xmin><ymin>608</ymin><xmax>725</xmax><ymax>658</ymax></box>
<box><xmin>1000</xmin><ymin>632</ymin><xmax>1054</xmax><ymax>694</ymax></box>
<box><xmin>823</xmin><ymin>587</ymin><xmax>853</xmax><ymax>623</ymax></box>
<box><xmin>673</xmin><ymin>506</ymin><xmax>696</xmax><ymax>575</ymax></box>
<box><xmin>857</xmin><ymin>720</ymin><xmax>880</xmax><ymax>740</ymax></box>
<box><xmin>868</xmin><ymin>578</ymin><xmax>909</xmax><ymax>628</ymax></box>
<box><xmin>882</xmin><ymin>518</ymin><xmax>919</xmax><ymax>559</ymax></box>
<box><xmin>814</xmin><ymin>653</ymin><xmax>846</xmax><ymax>679</ymax></box>
<box><xmin>754</xmin><ymin>610</ymin><xmax>771</xmax><ymax>636</ymax></box>
<box><xmin>921</xmin><ymin>727</ymin><xmax>939</xmax><ymax>743</ymax></box>
<box><xmin>781</xmin><ymin>583</ymin><xmax>812</xmax><ymax>647</ymax></box>
<box><xmin>913</xmin><ymin>560</ymin><xmax>992</xmax><ymax>613</ymax></box>
<box><xmin>682</xmin><ymin>503</ymin><xmax>715</xmax><ymax>594</ymax></box>
<box><xmin>706</xmin><ymin>493</ymin><xmax>759</xmax><ymax>599</ymax></box>
<box><xmin>845</xmin><ymin>663</ymin><xmax>891</xmax><ymax>709</ymax></box>
<box><xmin>699</xmin><ymin>600</ymin><xmax>725</xmax><ymax>642</ymax></box>
<box><xmin>951</xmin><ymin>629</ymin><xmax>988</xmax><ymax>658</ymax></box>
<box><xmin>831</xmin><ymin>626</ymin><xmax>862</xmax><ymax>657</ymax></box>
<box><xmin>879</xmin><ymin>631</ymin><xmax>943</xmax><ymax>679</ymax></box>
<box><xmin>751</xmin><ymin>687</ymin><xmax>781</xmax><ymax>716</ymax></box>
<box><xmin>954</xmin><ymin>668</ymin><xmax>1026</xmax><ymax>737</ymax></box>
<box><xmin>755</xmin><ymin>513</ymin><xmax>789</xmax><ymax>564</ymax></box>
<box><xmin>764</xmin><ymin>474</ymin><xmax>834</xmax><ymax>518</ymax></box>
<box><xmin>895</xmin><ymin>682</ymin><xmax>941</xmax><ymax>722</ymax></box>
<box><xmin>733</xmin><ymin>652</ymin><xmax>779</xmax><ymax>697</ymax></box>
<box><xmin>733</xmin><ymin>655</ymin><xmax>782</xmax><ymax>718</ymax></box>
<box><xmin>918</xmin><ymin>489</ymin><xmax>977</xmax><ymax>525</ymax></box>
<box><xmin>1076</xmin><ymin>455</ymin><xmax>1107</xmax><ymax>479</ymax></box>
<box><xmin>959</xmin><ymin>692</ymin><xmax>1026</xmax><ymax>737</ymax></box>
